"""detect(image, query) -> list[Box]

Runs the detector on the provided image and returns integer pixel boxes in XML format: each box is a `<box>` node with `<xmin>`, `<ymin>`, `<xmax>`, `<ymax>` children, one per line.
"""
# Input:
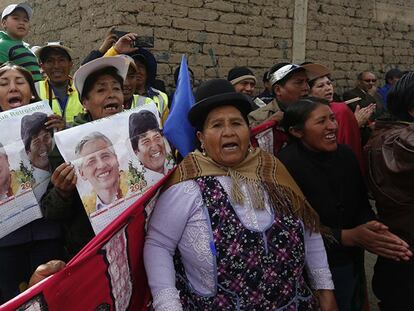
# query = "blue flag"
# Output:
<box><xmin>164</xmin><ymin>55</ymin><xmax>196</xmax><ymax>157</ymax></box>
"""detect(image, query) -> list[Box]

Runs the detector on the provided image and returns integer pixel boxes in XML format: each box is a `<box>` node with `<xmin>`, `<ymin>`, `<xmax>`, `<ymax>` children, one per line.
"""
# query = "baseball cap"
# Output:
<box><xmin>36</xmin><ymin>42</ymin><xmax>73</xmax><ymax>63</ymax></box>
<box><xmin>1</xmin><ymin>3</ymin><xmax>33</xmax><ymax>20</ymax></box>
<box><xmin>268</xmin><ymin>64</ymin><xmax>305</xmax><ymax>86</ymax></box>
<box><xmin>268</xmin><ymin>63</ymin><xmax>331</xmax><ymax>86</ymax></box>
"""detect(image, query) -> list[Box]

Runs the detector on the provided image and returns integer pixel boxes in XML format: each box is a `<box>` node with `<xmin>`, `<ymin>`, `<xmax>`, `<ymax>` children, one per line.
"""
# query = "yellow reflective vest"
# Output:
<box><xmin>35</xmin><ymin>79</ymin><xmax>84</xmax><ymax>125</ymax></box>
<box><xmin>129</xmin><ymin>94</ymin><xmax>169</xmax><ymax>126</ymax></box>
<box><xmin>104</xmin><ymin>47</ymin><xmax>170</xmax><ymax>125</ymax></box>
<box><xmin>148</xmin><ymin>89</ymin><xmax>169</xmax><ymax>125</ymax></box>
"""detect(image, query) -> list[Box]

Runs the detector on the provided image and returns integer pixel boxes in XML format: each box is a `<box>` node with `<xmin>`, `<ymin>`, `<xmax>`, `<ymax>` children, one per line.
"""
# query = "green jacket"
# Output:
<box><xmin>0</xmin><ymin>31</ymin><xmax>42</xmax><ymax>81</ymax></box>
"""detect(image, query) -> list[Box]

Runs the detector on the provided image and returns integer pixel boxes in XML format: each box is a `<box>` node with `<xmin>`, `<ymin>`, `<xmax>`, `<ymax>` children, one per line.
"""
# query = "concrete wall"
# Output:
<box><xmin>2</xmin><ymin>0</ymin><xmax>414</xmax><ymax>94</ymax></box>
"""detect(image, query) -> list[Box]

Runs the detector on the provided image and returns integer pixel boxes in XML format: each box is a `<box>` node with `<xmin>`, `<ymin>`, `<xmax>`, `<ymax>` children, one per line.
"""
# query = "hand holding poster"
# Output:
<box><xmin>0</xmin><ymin>174</ymin><xmax>163</xmax><ymax>311</ymax></box>
<box><xmin>0</xmin><ymin>101</ymin><xmax>54</xmax><ymax>239</ymax></box>
<box><xmin>54</xmin><ymin>103</ymin><xmax>175</xmax><ymax>233</ymax></box>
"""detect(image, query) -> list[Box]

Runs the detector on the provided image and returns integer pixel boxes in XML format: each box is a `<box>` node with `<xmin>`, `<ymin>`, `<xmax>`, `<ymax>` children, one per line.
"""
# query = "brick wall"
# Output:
<box><xmin>306</xmin><ymin>0</ymin><xmax>414</xmax><ymax>92</ymax></box>
<box><xmin>2</xmin><ymin>0</ymin><xmax>414</xmax><ymax>94</ymax></box>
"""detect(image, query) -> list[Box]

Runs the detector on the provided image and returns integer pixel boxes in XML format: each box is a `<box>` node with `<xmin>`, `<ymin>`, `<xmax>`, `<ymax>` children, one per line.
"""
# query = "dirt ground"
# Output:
<box><xmin>365</xmin><ymin>251</ymin><xmax>379</xmax><ymax>311</ymax></box>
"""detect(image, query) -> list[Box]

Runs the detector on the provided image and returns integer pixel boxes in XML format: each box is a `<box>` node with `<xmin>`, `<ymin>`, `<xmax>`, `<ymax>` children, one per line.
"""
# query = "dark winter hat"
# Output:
<box><xmin>227</xmin><ymin>66</ymin><xmax>257</xmax><ymax>85</ymax></box>
<box><xmin>188</xmin><ymin>78</ymin><xmax>253</xmax><ymax>130</ymax></box>
<box><xmin>129</xmin><ymin>110</ymin><xmax>160</xmax><ymax>151</ymax></box>
<box><xmin>20</xmin><ymin>112</ymin><xmax>48</xmax><ymax>151</ymax></box>
<box><xmin>127</xmin><ymin>48</ymin><xmax>157</xmax><ymax>87</ymax></box>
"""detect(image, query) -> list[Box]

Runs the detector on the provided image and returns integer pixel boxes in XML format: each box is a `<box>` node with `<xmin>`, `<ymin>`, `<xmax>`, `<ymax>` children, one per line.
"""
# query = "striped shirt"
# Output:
<box><xmin>0</xmin><ymin>31</ymin><xmax>41</xmax><ymax>81</ymax></box>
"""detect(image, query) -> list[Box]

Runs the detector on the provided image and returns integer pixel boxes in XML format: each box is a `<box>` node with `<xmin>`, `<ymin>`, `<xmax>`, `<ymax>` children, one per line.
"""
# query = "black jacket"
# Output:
<box><xmin>278</xmin><ymin>142</ymin><xmax>375</xmax><ymax>266</ymax></box>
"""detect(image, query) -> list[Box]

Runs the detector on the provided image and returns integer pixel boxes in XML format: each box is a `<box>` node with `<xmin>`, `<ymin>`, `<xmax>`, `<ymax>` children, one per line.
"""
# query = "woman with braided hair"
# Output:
<box><xmin>144</xmin><ymin>79</ymin><xmax>338</xmax><ymax>311</ymax></box>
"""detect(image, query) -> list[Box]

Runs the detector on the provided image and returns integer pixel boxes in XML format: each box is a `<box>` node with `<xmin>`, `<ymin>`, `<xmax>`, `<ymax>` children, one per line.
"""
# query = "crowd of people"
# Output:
<box><xmin>0</xmin><ymin>3</ymin><xmax>413</xmax><ymax>311</ymax></box>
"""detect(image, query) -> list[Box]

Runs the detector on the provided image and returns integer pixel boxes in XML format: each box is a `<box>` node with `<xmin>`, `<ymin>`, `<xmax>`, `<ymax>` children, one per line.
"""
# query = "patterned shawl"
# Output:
<box><xmin>166</xmin><ymin>148</ymin><xmax>320</xmax><ymax>232</ymax></box>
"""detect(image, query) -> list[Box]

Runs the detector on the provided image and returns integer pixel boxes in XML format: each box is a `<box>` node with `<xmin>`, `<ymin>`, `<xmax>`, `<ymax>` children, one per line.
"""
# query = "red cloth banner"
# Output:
<box><xmin>250</xmin><ymin>119</ymin><xmax>288</xmax><ymax>156</ymax></box>
<box><xmin>0</xmin><ymin>174</ymin><xmax>172</xmax><ymax>311</ymax></box>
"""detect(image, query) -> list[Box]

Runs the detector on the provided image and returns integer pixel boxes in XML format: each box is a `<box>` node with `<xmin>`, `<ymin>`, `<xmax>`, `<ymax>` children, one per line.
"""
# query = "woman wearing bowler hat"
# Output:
<box><xmin>144</xmin><ymin>79</ymin><xmax>338</xmax><ymax>310</ymax></box>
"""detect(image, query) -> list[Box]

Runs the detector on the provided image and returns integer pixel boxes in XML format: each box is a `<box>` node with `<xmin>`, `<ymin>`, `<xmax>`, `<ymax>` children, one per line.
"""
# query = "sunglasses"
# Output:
<box><xmin>363</xmin><ymin>79</ymin><xmax>377</xmax><ymax>83</ymax></box>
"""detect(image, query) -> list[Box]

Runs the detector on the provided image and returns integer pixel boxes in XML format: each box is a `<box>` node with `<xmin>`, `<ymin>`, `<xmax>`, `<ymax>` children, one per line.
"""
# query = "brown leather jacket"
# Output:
<box><xmin>364</xmin><ymin>120</ymin><xmax>414</xmax><ymax>247</ymax></box>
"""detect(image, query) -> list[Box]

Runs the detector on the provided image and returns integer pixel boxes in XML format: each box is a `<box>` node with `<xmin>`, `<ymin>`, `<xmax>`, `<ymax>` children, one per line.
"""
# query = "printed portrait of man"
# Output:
<box><xmin>0</xmin><ymin>143</ymin><xmax>18</xmax><ymax>202</ymax></box>
<box><xmin>129</xmin><ymin>110</ymin><xmax>168</xmax><ymax>184</ymax></box>
<box><xmin>75</xmin><ymin>132</ymin><xmax>128</xmax><ymax>215</ymax></box>
<box><xmin>20</xmin><ymin>112</ymin><xmax>53</xmax><ymax>199</ymax></box>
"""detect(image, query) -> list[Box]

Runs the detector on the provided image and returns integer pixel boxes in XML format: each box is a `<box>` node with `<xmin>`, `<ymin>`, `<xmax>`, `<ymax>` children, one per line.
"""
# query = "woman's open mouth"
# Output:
<box><xmin>103</xmin><ymin>103</ymin><xmax>120</xmax><ymax>112</ymax></box>
<box><xmin>7</xmin><ymin>96</ymin><xmax>23</xmax><ymax>107</ymax></box>
<box><xmin>222</xmin><ymin>142</ymin><xmax>239</xmax><ymax>151</ymax></box>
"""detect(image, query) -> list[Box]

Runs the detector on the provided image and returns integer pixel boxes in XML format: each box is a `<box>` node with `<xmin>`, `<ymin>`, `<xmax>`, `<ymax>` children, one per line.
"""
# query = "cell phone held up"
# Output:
<box><xmin>111</xmin><ymin>30</ymin><xmax>154</xmax><ymax>48</ymax></box>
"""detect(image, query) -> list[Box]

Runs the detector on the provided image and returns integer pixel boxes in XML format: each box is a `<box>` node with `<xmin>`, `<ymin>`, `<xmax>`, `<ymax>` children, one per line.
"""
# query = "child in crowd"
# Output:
<box><xmin>0</xmin><ymin>3</ymin><xmax>41</xmax><ymax>81</ymax></box>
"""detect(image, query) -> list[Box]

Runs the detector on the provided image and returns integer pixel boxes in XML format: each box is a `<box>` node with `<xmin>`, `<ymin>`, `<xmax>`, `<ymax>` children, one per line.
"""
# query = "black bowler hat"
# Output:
<box><xmin>188</xmin><ymin>79</ymin><xmax>253</xmax><ymax>129</ymax></box>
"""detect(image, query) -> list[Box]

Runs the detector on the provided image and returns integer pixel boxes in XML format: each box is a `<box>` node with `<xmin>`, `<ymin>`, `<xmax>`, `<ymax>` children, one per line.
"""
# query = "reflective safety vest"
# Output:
<box><xmin>130</xmin><ymin>94</ymin><xmax>153</xmax><ymax>109</ymax></box>
<box><xmin>131</xmin><ymin>93</ymin><xmax>169</xmax><ymax>126</ymax></box>
<box><xmin>35</xmin><ymin>79</ymin><xmax>84</xmax><ymax>125</ymax></box>
<box><xmin>103</xmin><ymin>47</ymin><xmax>170</xmax><ymax>125</ymax></box>
<box><xmin>149</xmin><ymin>89</ymin><xmax>169</xmax><ymax>125</ymax></box>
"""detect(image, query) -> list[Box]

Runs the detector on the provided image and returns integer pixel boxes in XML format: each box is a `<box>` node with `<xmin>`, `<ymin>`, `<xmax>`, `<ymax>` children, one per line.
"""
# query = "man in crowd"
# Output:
<box><xmin>343</xmin><ymin>71</ymin><xmax>386</xmax><ymax>145</ymax></box>
<box><xmin>104</xmin><ymin>35</ymin><xmax>170</xmax><ymax>124</ymax></box>
<box><xmin>227</xmin><ymin>66</ymin><xmax>266</xmax><ymax>110</ymax></box>
<box><xmin>129</xmin><ymin>110</ymin><xmax>168</xmax><ymax>184</ymax></box>
<box><xmin>377</xmin><ymin>68</ymin><xmax>403</xmax><ymax>108</ymax></box>
<box><xmin>248</xmin><ymin>63</ymin><xmax>310</xmax><ymax>127</ymax></box>
<box><xmin>122</xmin><ymin>55</ymin><xmax>155</xmax><ymax>110</ymax></box>
<box><xmin>35</xmin><ymin>42</ymin><xmax>83</xmax><ymax>125</ymax></box>
<box><xmin>76</xmin><ymin>132</ymin><xmax>128</xmax><ymax>215</ymax></box>
<box><xmin>342</xmin><ymin>71</ymin><xmax>384</xmax><ymax>115</ymax></box>
<box><xmin>0</xmin><ymin>3</ymin><xmax>41</xmax><ymax>81</ymax></box>
<box><xmin>21</xmin><ymin>112</ymin><xmax>53</xmax><ymax>199</ymax></box>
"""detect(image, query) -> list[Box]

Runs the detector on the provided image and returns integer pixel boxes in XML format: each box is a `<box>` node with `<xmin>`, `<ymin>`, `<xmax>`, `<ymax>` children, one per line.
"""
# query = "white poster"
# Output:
<box><xmin>54</xmin><ymin>103</ymin><xmax>175</xmax><ymax>234</ymax></box>
<box><xmin>0</xmin><ymin>101</ymin><xmax>54</xmax><ymax>238</ymax></box>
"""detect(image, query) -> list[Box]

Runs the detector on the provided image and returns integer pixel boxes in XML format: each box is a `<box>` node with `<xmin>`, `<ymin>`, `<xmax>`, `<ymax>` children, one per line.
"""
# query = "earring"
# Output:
<box><xmin>201</xmin><ymin>143</ymin><xmax>207</xmax><ymax>156</ymax></box>
<box><xmin>248</xmin><ymin>144</ymin><xmax>253</xmax><ymax>153</ymax></box>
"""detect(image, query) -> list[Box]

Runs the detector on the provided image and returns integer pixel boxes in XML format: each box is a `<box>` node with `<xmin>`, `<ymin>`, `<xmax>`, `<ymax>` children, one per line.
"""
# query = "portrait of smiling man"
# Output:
<box><xmin>20</xmin><ymin>112</ymin><xmax>53</xmax><ymax>199</ymax></box>
<box><xmin>75</xmin><ymin>131</ymin><xmax>128</xmax><ymax>215</ymax></box>
<box><xmin>129</xmin><ymin>110</ymin><xmax>168</xmax><ymax>184</ymax></box>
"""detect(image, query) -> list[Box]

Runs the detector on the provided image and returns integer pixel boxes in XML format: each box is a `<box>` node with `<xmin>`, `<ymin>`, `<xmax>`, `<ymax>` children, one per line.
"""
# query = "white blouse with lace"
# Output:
<box><xmin>144</xmin><ymin>177</ymin><xmax>334</xmax><ymax>311</ymax></box>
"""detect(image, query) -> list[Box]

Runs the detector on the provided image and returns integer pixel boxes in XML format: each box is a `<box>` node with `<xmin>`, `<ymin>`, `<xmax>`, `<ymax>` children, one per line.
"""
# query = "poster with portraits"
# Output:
<box><xmin>0</xmin><ymin>101</ymin><xmax>54</xmax><ymax>239</ymax></box>
<box><xmin>54</xmin><ymin>103</ymin><xmax>175</xmax><ymax>234</ymax></box>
